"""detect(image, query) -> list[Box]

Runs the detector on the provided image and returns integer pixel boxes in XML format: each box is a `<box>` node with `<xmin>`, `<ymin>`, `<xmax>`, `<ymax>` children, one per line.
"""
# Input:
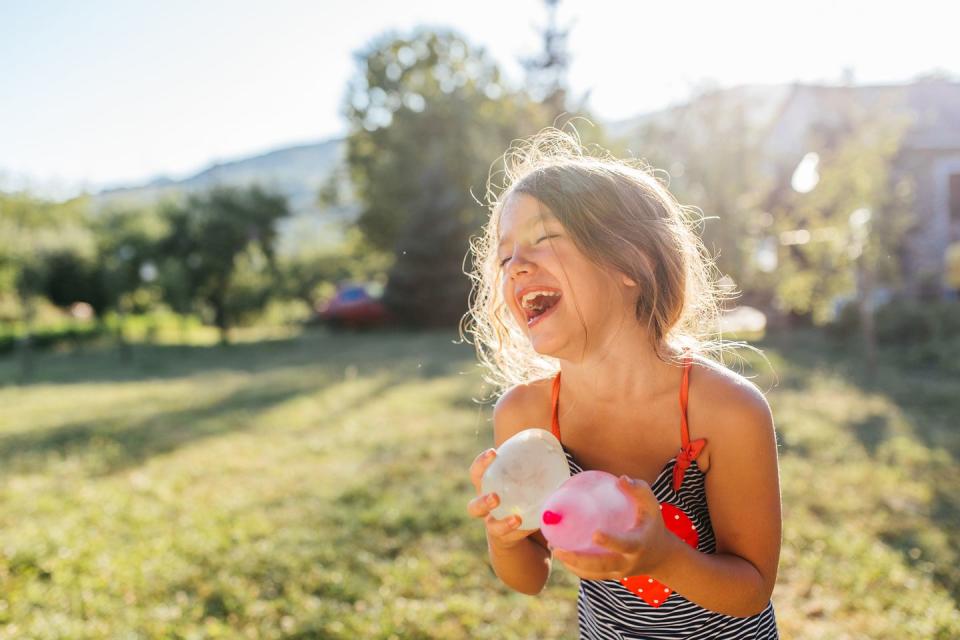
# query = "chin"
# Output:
<box><xmin>528</xmin><ymin>331</ymin><xmax>567</xmax><ymax>359</ymax></box>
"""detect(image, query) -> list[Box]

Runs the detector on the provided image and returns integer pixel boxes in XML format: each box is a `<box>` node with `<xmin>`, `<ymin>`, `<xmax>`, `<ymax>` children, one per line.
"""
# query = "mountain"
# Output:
<box><xmin>94</xmin><ymin>137</ymin><xmax>352</xmax><ymax>253</ymax></box>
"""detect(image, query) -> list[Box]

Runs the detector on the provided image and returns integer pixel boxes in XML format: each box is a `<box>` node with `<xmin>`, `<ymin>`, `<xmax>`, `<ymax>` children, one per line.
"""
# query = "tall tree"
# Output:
<box><xmin>344</xmin><ymin>29</ymin><xmax>547</xmax><ymax>326</ymax></box>
<box><xmin>522</xmin><ymin>0</ymin><xmax>571</xmax><ymax>120</ymax></box>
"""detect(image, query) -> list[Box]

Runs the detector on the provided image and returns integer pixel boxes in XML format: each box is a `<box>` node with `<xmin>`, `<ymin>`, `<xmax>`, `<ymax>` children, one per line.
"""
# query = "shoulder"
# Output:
<box><xmin>686</xmin><ymin>357</ymin><xmax>782</xmax><ymax>608</ymax></box>
<box><xmin>686</xmin><ymin>356</ymin><xmax>776</xmax><ymax>455</ymax></box>
<box><xmin>492</xmin><ymin>377</ymin><xmax>555</xmax><ymax>446</ymax></box>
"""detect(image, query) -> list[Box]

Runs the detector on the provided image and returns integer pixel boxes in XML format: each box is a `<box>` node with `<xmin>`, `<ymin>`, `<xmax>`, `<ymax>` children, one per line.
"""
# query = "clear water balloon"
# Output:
<box><xmin>481</xmin><ymin>428</ymin><xmax>570</xmax><ymax>530</ymax></box>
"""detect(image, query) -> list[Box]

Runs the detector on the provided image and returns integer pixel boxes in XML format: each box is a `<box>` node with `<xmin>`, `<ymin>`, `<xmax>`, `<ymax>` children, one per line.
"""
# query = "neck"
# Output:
<box><xmin>556</xmin><ymin>319</ymin><xmax>682</xmax><ymax>407</ymax></box>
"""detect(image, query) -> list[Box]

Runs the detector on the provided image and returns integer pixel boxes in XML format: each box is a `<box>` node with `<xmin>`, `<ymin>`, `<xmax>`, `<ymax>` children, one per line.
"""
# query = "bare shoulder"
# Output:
<box><xmin>686</xmin><ymin>356</ymin><xmax>776</xmax><ymax>460</ymax></box>
<box><xmin>688</xmin><ymin>356</ymin><xmax>782</xmax><ymax>608</ymax></box>
<box><xmin>492</xmin><ymin>377</ymin><xmax>555</xmax><ymax>446</ymax></box>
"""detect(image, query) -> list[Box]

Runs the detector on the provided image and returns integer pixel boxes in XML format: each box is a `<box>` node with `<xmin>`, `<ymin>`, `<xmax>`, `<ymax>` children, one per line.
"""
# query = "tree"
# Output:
<box><xmin>159</xmin><ymin>186</ymin><xmax>290</xmax><ymax>343</ymax></box>
<box><xmin>278</xmin><ymin>229</ymin><xmax>389</xmax><ymax>311</ymax></box>
<box><xmin>0</xmin><ymin>191</ymin><xmax>93</xmax><ymax>378</ymax></box>
<box><xmin>522</xmin><ymin>0</ymin><xmax>571</xmax><ymax>120</ymax></box>
<box><xmin>630</xmin><ymin>86</ymin><xmax>772</xmax><ymax>300</ymax></box>
<box><xmin>770</xmin><ymin>93</ymin><xmax>913</xmax><ymax>365</ymax></box>
<box><xmin>343</xmin><ymin>29</ymin><xmax>548</xmax><ymax>326</ymax></box>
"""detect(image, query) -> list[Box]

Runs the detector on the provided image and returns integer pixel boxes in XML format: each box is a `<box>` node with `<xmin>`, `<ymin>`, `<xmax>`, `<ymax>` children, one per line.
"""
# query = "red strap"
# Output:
<box><xmin>674</xmin><ymin>355</ymin><xmax>707</xmax><ymax>491</ymax></box>
<box><xmin>679</xmin><ymin>357</ymin><xmax>692</xmax><ymax>448</ymax></box>
<box><xmin>550</xmin><ymin>372</ymin><xmax>562</xmax><ymax>440</ymax></box>
<box><xmin>673</xmin><ymin>438</ymin><xmax>707</xmax><ymax>492</ymax></box>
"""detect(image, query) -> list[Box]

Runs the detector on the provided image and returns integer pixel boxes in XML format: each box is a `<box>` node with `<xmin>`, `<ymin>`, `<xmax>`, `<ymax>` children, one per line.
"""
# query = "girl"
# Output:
<box><xmin>464</xmin><ymin>129</ymin><xmax>781</xmax><ymax>638</ymax></box>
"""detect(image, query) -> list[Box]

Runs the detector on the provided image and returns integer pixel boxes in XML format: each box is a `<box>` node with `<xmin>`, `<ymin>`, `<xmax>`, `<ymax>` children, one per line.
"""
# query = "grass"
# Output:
<box><xmin>0</xmin><ymin>327</ymin><xmax>957</xmax><ymax>638</ymax></box>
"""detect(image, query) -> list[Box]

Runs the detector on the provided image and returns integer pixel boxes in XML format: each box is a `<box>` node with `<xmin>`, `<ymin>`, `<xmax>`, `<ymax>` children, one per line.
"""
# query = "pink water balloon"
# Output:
<box><xmin>540</xmin><ymin>470</ymin><xmax>636</xmax><ymax>553</ymax></box>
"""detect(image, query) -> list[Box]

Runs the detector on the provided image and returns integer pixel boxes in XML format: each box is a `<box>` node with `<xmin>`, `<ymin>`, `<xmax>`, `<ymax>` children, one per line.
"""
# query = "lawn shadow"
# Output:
<box><xmin>850</xmin><ymin>413</ymin><xmax>891</xmax><ymax>455</ymax></box>
<box><xmin>0</xmin><ymin>329</ymin><xmax>475</xmax><ymax>476</ymax></box>
<box><xmin>0</xmin><ymin>328</ymin><xmax>474</xmax><ymax>388</ymax></box>
<box><xmin>0</xmin><ymin>369</ymin><xmax>410</xmax><ymax>477</ymax></box>
<box><xmin>0</xmin><ymin>378</ymin><xmax>314</xmax><ymax>476</ymax></box>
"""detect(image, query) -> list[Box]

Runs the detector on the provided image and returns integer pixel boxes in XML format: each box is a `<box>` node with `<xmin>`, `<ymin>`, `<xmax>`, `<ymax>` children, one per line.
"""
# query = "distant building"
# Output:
<box><xmin>760</xmin><ymin>78</ymin><xmax>960</xmax><ymax>298</ymax></box>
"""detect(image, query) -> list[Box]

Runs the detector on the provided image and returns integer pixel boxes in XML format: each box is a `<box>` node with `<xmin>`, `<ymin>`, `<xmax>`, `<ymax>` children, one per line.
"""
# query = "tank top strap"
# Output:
<box><xmin>550</xmin><ymin>371</ymin><xmax>562</xmax><ymax>441</ymax></box>
<box><xmin>679</xmin><ymin>356</ymin><xmax>692</xmax><ymax>447</ymax></box>
<box><xmin>673</xmin><ymin>353</ymin><xmax>707</xmax><ymax>492</ymax></box>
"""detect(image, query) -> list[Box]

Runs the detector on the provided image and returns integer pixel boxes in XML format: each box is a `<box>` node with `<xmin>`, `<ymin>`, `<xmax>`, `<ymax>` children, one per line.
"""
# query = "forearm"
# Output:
<box><xmin>650</xmin><ymin>535</ymin><xmax>772</xmax><ymax>617</ymax></box>
<box><xmin>487</xmin><ymin>534</ymin><xmax>551</xmax><ymax>596</ymax></box>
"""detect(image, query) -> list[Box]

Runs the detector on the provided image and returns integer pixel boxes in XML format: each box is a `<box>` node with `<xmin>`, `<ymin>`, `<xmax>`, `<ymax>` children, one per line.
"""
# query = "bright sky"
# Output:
<box><xmin>0</xmin><ymin>0</ymin><xmax>954</xmax><ymax>196</ymax></box>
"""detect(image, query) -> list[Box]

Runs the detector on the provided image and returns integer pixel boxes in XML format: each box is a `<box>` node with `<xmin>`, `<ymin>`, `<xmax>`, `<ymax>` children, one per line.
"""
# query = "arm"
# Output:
<box><xmin>484</xmin><ymin>385</ymin><xmax>553</xmax><ymax>596</ymax></box>
<box><xmin>652</xmin><ymin>385</ymin><xmax>781</xmax><ymax>616</ymax></box>
<box><xmin>487</xmin><ymin>531</ymin><xmax>552</xmax><ymax>596</ymax></box>
<box><xmin>554</xmin><ymin>377</ymin><xmax>782</xmax><ymax>617</ymax></box>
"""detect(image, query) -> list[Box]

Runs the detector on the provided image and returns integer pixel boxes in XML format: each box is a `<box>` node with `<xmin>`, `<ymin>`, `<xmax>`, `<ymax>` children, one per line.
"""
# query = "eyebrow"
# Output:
<box><xmin>496</xmin><ymin>217</ymin><xmax>557</xmax><ymax>252</ymax></box>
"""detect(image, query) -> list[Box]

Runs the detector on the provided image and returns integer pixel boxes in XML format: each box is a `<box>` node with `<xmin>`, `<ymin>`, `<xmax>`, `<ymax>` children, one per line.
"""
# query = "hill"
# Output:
<box><xmin>94</xmin><ymin>138</ymin><xmax>353</xmax><ymax>253</ymax></box>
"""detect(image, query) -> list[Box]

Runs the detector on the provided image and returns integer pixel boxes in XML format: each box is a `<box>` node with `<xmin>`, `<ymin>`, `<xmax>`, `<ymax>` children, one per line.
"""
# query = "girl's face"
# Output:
<box><xmin>496</xmin><ymin>193</ymin><xmax>638</xmax><ymax>360</ymax></box>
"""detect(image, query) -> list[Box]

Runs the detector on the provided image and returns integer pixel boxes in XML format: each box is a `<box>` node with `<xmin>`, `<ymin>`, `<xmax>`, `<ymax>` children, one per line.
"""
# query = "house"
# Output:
<box><xmin>759</xmin><ymin>78</ymin><xmax>960</xmax><ymax>298</ymax></box>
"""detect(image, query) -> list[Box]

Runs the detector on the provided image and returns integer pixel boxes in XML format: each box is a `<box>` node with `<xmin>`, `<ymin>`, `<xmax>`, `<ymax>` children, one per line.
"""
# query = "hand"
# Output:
<box><xmin>466</xmin><ymin>448</ymin><xmax>539</xmax><ymax>551</ymax></box>
<box><xmin>551</xmin><ymin>475</ymin><xmax>675</xmax><ymax>580</ymax></box>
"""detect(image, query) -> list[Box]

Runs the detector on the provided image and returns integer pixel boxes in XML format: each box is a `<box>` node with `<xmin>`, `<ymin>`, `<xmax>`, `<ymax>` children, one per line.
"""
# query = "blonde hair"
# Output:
<box><xmin>462</xmin><ymin>128</ymin><xmax>734</xmax><ymax>396</ymax></box>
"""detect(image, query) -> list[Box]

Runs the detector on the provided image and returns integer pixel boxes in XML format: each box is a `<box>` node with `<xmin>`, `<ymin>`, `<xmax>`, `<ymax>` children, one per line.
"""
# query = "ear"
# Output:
<box><xmin>620</xmin><ymin>273</ymin><xmax>638</xmax><ymax>287</ymax></box>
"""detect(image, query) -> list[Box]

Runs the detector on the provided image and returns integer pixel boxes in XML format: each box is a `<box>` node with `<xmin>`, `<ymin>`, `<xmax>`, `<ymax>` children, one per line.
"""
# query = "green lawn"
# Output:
<box><xmin>0</xmin><ymin>328</ymin><xmax>957</xmax><ymax>639</ymax></box>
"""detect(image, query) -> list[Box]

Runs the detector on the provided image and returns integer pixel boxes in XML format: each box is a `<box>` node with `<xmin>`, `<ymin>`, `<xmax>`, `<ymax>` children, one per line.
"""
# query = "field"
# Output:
<box><xmin>0</xmin><ymin>328</ymin><xmax>958</xmax><ymax>639</ymax></box>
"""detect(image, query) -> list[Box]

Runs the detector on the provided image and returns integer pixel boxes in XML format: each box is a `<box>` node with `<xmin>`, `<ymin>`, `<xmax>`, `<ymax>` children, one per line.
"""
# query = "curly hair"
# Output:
<box><xmin>462</xmin><ymin>127</ymin><xmax>736</xmax><ymax>397</ymax></box>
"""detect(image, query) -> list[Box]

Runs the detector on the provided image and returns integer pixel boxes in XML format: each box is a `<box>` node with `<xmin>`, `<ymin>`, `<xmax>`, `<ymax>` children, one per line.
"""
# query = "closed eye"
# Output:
<box><xmin>498</xmin><ymin>234</ymin><xmax>559</xmax><ymax>268</ymax></box>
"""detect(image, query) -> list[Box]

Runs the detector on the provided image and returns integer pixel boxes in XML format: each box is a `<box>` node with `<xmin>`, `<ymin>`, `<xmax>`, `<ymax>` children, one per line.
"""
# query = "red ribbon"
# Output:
<box><xmin>672</xmin><ymin>438</ymin><xmax>707</xmax><ymax>492</ymax></box>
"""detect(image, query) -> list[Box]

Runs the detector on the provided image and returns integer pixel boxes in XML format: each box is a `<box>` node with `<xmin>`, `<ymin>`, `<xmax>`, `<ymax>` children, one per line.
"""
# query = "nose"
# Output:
<box><xmin>504</xmin><ymin>250</ymin><xmax>534</xmax><ymax>279</ymax></box>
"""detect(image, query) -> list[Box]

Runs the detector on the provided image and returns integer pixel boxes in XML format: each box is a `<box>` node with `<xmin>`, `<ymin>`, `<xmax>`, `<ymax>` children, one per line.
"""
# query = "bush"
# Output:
<box><xmin>829</xmin><ymin>299</ymin><xmax>960</xmax><ymax>344</ymax></box>
<box><xmin>875</xmin><ymin>300</ymin><xmax>960</xmax><ymax>345</ymax></box>
<box><xmin>827</xmin><ymin>300</ymin><xmax>861</xmax><ymax>339</ymax></box>
<box><xmin>828</xmin><ymin>299</ymin><xmax>960</xmax><ymax>371</ymax></box>
<box><xmin>0</xmin><ymin>320</ymin><xmax>106</xmax><ymax>355</ymax></box>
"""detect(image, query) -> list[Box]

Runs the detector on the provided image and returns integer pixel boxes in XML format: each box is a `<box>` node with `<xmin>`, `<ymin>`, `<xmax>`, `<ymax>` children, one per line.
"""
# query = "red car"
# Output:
<box><xmin>314</xmin><ymin>284</ymin><xmax>390</xmax><ymax>329</ymax></box>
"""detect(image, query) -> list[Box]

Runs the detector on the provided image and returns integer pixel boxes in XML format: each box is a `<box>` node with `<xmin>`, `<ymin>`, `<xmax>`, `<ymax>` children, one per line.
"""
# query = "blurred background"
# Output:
<box><xmin>1</xmin><ymin>1</ymin><xmax>958</xmax><ymax>638</ymax></box>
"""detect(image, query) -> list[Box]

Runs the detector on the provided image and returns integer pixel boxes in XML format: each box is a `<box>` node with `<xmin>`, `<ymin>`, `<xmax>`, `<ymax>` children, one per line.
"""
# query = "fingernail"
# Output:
<box><xmin>484</xmin><ymin>448</ymin><xmax>496</xmax><ymax>458</ymax></box>
<box><xmin>486</xmin><ymin>494</ymin><xmax>496</xmax><ymax>506</ymax></box>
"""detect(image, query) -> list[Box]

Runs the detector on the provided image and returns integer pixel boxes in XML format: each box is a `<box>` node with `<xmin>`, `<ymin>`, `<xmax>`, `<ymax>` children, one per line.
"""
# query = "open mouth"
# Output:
<box><xmin>519</xmin><ymin>290</ymin><xmax>562</xmax><ymax>327</ymax></box>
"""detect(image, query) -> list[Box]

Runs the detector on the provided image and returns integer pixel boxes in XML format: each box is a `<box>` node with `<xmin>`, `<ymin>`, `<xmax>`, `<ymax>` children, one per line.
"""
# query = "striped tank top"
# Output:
<box><xmin>549</xmin><ymin>360</ymin><xmax>779</xmax><ymax>639</ymax></box>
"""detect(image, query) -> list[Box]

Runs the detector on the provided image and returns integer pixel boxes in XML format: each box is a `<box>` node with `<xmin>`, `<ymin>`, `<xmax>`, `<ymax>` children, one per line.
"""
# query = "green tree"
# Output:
<box><xmin>344</xmin><ymin>29</ymin><xmax>548</xmax><ymax>326</ymax></box>
<box><xmin>91</xmin><ymin>206</ymin><xmax>168</xmax><ymax>313</ymax></box>
<box><xmin>279</xmin><ymin>229</ymin><xmax>389</xmax><ymax>311</ymax></box>
<box><xmin>0</xmin><ymin>192</ymin><xmax>93</xmax><ymax>378</ymax></box>
<box><xmin>159</xmin><ymin>185</ymin><xmax>290</xmax><ymax>343</ymax></box>
<box><xmin>771</xmin><ymin>95</ymin><xmax>913</xmax><ymax>365</ymax></box>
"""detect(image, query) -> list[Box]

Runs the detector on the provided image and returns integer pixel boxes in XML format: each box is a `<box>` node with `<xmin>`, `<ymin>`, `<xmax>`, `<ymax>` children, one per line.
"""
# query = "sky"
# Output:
<box><xmin>0</xmin><ymin>0</ymin><xmax>955</xmax><ymax>196</ymax></box>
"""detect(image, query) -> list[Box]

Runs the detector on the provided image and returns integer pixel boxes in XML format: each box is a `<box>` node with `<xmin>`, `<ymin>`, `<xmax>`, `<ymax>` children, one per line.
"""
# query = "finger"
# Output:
<box><xmin>553</xmin><ymin>551</ymin><xmax>625</xmax><ymax>581</ymax></box>
<box><xmin>593</xmin><ymin>530</ymin><xmax>639</xmax><ymax>555</ymax></box>
<box><xmin>469</xmin><ymin>448</ymin><xmax>497</xmax><ymax>492</ymax></box>
<box><xmin>617</xmin><ymin>475</ymin><xmax>659</xmax><ymax>523</ymax></box>
<box><xmin>553</xmin><ymin>548</ymin><xmax>624</xmax><ymax>575</ymax></box>
<box><xmin>466</xmin><ymin>492</ymin><xmax>499</xmax><ymax>519</ymax></box>
<box><xmin>486</xmin><ymin>513</ymin><xmax>521</xmax><ymax>538</ymax></box>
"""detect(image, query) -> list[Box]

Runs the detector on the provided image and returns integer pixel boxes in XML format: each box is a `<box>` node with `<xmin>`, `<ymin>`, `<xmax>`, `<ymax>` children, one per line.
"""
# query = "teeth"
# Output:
<box><xmin>520</xmin><ymin>290</ymin><xmax>560</xmax><ymax>309</ymax></box>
